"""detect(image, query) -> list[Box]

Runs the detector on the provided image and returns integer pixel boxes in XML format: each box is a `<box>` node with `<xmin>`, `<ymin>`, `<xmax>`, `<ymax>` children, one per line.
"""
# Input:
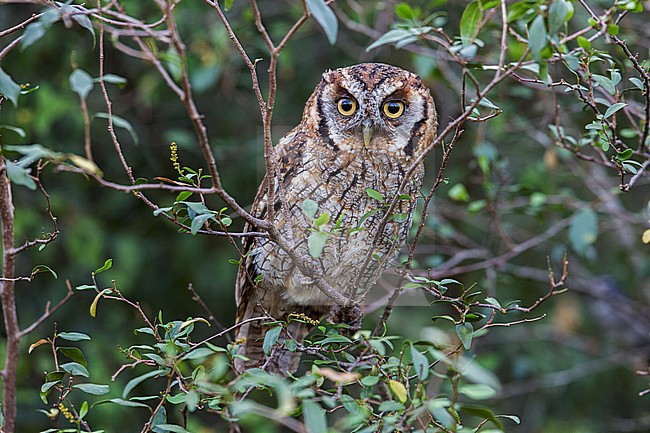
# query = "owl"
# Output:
<box><xmin>235</xmin><ymin>63</ymin><xmax>437</xmax><ymax>373</ymax></box>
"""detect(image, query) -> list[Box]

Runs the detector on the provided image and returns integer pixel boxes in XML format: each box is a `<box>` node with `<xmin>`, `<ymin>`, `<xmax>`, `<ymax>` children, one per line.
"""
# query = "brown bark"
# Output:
<box><xmin>0</xmin><ymin>156</ymin><xmax>20</xmax><ymax>433</ymax></box>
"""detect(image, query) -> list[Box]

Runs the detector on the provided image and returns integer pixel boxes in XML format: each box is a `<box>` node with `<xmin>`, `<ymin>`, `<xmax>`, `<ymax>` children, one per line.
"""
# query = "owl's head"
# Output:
<box><xmin>306</xmin><ymin>63</ymin><xmax>437</xmax><ymax>157</ymax></box>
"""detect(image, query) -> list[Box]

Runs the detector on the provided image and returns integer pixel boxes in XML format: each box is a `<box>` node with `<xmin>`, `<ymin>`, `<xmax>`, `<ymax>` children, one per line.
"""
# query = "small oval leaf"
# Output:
<box><xmin>262</xmin><ymin>326</ymin><xmax>282</xmax><ymax>356</ymax></box>
<box><xmin>58</xmin><ymin>332</ymin><xmax>91</xmax><ymax>342</ymax></box>
<box><xmin>69</xmin><ymin>69</ymin><xmax>94</xmax><ymax>100</ymax></box>
<box><xmin>73</xmin><ymin>383</ymin><xmax>110</xmax><ymax>395</ymax></box>
<box><xmin>389</xmin><ymin>380</ymin><xmax>408</xmax><ymax>403</ymax></box>
<box><xmin>604</xmin><ymin>102</ymin><xmax>627</xmax><ymax>119</ymax></box>
<box><xmin>306</xmin><ymin>0</ymin><xmax>338</xmax><ymax>44</ymax></box>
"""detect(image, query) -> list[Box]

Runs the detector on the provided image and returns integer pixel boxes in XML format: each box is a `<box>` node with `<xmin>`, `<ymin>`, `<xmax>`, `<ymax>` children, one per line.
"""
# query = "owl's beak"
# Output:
<box><xmin>362</xmin><ymin>119</ymin><xmax>373</xmax><ymax>148</ymax></box>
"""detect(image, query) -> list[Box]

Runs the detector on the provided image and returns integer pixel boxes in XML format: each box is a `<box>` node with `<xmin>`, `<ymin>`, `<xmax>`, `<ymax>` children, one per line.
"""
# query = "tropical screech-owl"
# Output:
<box><xmin>235</xmin><ymin>63</ymin><xmax>437</xmax><ymax>373</ymax></box>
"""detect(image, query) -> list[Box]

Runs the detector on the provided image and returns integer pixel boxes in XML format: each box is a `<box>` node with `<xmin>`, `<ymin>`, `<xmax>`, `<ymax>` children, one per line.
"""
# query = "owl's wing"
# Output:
<box><xmin>233</xmin><ymin>128</ymin><xmax>312</xmax><ymax>374</ymax></box>
<box><xmin>235</xmin><ymin>127</ymin><xmax>303</xmax><ymax>317</ymax></box>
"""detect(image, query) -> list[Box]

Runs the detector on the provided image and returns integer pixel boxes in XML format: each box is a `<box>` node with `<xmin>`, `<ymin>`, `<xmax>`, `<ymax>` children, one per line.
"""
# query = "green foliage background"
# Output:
<box><xmin>0</xmin><ymin>0</ymin><xmax>649</xmax><ymax>432</ymax></box>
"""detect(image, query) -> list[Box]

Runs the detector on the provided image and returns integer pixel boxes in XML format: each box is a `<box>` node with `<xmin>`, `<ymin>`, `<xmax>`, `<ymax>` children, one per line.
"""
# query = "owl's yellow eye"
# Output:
<box><xmin>383</xmin><ymin>100</ymin><xmax>405</xmax><ymax>119</ymax></box>
<box><xmin>337</xmin><ymin>98</ymin><xmax>357</xmax><ymax>116</ymax></box>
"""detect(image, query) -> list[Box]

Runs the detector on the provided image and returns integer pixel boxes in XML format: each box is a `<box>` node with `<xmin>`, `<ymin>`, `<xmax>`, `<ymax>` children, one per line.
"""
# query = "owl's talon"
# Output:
<box><xmin>327</xmin><ymin>304</ymin><xmax>363</xmax><ymax>333</ymax></box>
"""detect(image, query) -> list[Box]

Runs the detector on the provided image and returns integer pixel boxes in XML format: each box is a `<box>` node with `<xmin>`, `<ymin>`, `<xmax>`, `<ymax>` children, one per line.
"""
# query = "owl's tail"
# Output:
<box><xmin>234</xmin><ymin>290</ymin><xmax>313</xmax><ymax>374</ymax></box>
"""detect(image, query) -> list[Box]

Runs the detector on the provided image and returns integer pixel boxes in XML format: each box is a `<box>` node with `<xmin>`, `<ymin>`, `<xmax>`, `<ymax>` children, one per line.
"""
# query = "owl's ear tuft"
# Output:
<box><xmin>321</xmin><ymin>71</ymin><xmax>333</xmax><ymax>84</ymax></box>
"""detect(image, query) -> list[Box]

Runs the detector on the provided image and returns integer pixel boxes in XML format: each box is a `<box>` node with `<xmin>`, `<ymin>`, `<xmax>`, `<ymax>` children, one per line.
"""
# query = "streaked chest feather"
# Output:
<box><xmin>251</xmin><ymin>151</ymin><xmax>423</xmax><ymax>305</ymax></box>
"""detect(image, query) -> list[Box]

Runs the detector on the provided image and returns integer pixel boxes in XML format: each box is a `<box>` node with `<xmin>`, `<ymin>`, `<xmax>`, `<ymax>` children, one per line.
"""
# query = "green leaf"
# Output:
<box><xmin>340</xmin><ymin>394</ymin><xmax>359</xmax><ymax>414</ymax></box>
<box><xmin>460</xmin><ymin>1</ymin><xmax>482</xmax><ymax>47</ymax></box>
<box><xmin>100</xmin><ymin>74</ymin><xmax>127</xmax><ymax>85</ymax></box>
<box><xmin>498</xmin><ymin>414</ymin><xmax>521</xmax><ymax>424</ymax></box>
<box><xmin>395</xmin><ymin>3</ymin><xmax>416</xmax><ymax>20</ymax></box>
<box><xmin>166</xmin><ymin>393</ymin><xmax>186</xmax><ymax>405</ymax></box>
<box><xmin>73</xmin><ymin>383</ymin><xmax>110</xmax><ymax>395</ymax></box>
<box><xmin>592</xmin><ymin>74</ymin><xmax>616</xmax><ymax>95</ymax></box>
<box><xmin>367</xmin><ymin>29</ymin><xmax>415</xmax><ymax>51</ymax></box>
<box><xmin>183</xmin><ymin>347</ymin><xmax>216</xmax><ymax>360</ymax></box>
<box><xmin>123</xmin><ymin>370</ymin><xmax>165</xmax><ymax>399</ymax></box>
<box><xmin>285</xmin><ymin>338</ymin><xmax>297</xmax><ymax>352</ymax></box>
<box><xmin>5</xmin><ymin>160</ymin><xmax>36</xmax><ymax>190</ymax></box>
<box><xmin>155</xmin><ymin>425</ymin><xmax>190</xmax><ymax>433</ymax></box>
<box><xmin>302</xmin><ymin>199</ymin><xmax>318</xmax><ymax>219</ymax></box>
<box><xmin>604</xmin><ymin>102</ymin><xmax>626</xmax><ymax>119</ymax></box>
<box><xmin>71</xmin><ymin>13</ymin><xmax>95</xmax><ymax>43</ymax></box>
<box><xmin>456</xmin><ymin>323</ymin><xmax>473</xmax><ymax>350</ymax></box>
<box><xmin>620</xmin><ymin>0</ymin><xmax>643</xmax><ymax>12</ymax></box>
<box><xmin>220</xmin><ymin>216</ymin><xmax>232</xmax><ymax>227</ymax></box>
<box><xmin>190</xmin><ymin>213</ymin><xmax>214</xmax><ymax>235</ymax></box>
<box><xmin>21</xmin><ymin>22</ymin><xmax>47</xmax><ymax>50</ymax></box>
<box><xmin>622</xmin><ymin>162</ymin><xmax>639</xmax><ymax>174</ymax></box>
<box><xmin>40</xmin><ymin>380</ymin><xmax>61</xmax><ymax>394</ymax></box>
<box><xmin>448</xmin><ymin>183</ymin><xmax>469</xmax><ymax>202</ymax></box>
<box><xmin>143</xmin><ymin>353</ymin><xmax>166</xmax><ymax>366</ymax></box>
<box><xmin>154</xmin><ymin>207</ymin><xmax>173</xmax><ymax>217</ymax></box>
<box><xmin>224</xmin><ymin>0</ymin><xmax>234</xmax><ymax>11</ymax></box>
<box><xmin>40</xmin><ymin>380</ymin><xmax>61</xmax><ymax>404</ymax></box>
<box><xmin>365</xmin><ymin>187</ymin><xmax>384</xmax><ymax>201</ymax></box>
<box><xmin>389</xmin><ymin>380</ymin><xmax>408</xmax><ymax>403</ymax></box>
<box><xmin>21</xmin><ymin>9</ymin><xmax>60</xmax><ymax>50</ymax></box>
<box><xmin>95</xmin><ymin>259</ymin><xmax>113</xmax><ymax>274</ymax></box>
<box><xmin>577</xmin><ymin>36</ymin><xmax>591</xmax><ymax>51</ymax></box>
<box><xmin>79</xmin><ymin>400</ymin><xmax>88</xmax><ymax>419</ymax></box>
<box><xmin>0</xmin><ymin>67</ymin><xmax>21</xmax><ymax>106</ymax></box>
<box><xmin>568</xmin><ymin>207</ymin><xmax>598</xmax><ymax>256</ymax></box>
<box><xmin>458</xmin><ymin>383</ymin><xmax>497</xmax><ymax>400</ymax></box>
<box><xmin>378</xmin><ymin>400</ymin><xmax>405</xmax><ymax>412</ymax></box>
<box><xmin>94</xmin><ymin>113</ymin><xmax>139</xmax><ymax>145</ymax></box>
<box><xmin>461</xmin><ymin>405</ymin><xmax>503</xmax><ymax>429</ymax></box>
<box><xmin>306</xmin><ymin>0</ymin><xmax>338</xmax><ymax>45</ymax></box>
<box><xmin>506</xmin><ymin>2</ymin><xmax>535</xmax><ymax>22</ymax></box>
<box><xmin>181</xmin><ymin>201</ymin><xmax>212</xmax><ymax>216</ymax></box>
<box><xmin>60</xmin><ymin>362</ymin><xmax>90</xmax><ymax>378</ymax></box>
<box><xmin>101</xmin><ymin>398</ymin><xmax>151</xmax><ymax>409</ymax></box>
<box><xmin>302</xmin><ymin>400</ymin><xmax>328</xmax><ymax>433</ymax></box>
<box><xmin>629</xmin><ymin>77</ymin><xmax>644</xmax><ymax>90</ymax></box>
<box><xmin>59</xmin><ymin>347</ymin><xmax>88</xmax><ymax>367</ymax></box>
<box><xmin>262</xmin><ymin>326</ymin><xmax>282</xmax><ymax>355</ymax></box>
<box><xmin>308</xmin><ymin>231</ymin><xmax>329</xmax><ymax>258</ymax></box>
<box><xmin>151</xmin><ymin>406</ymin><xmax>168</xmax><ymax>433</ymax></box>
<box><xmin>313</xmin><ymin>213</ymin><xmax>330</xmax><ymax>228</ymax></box>
<box><xmin>410</xmin><ymin>343</ymin><xmax>429</xmax><ymax>381</ymax></box>
<box><xmin>485</xmin><ymin>297</ymin><xmax>502</xmax><ymax>309</ymax></box>
<box><xmin>3</xmin><ymin>144</ymin><xmax>58</xmax><ymax>163</ymax></box>
<box><xmin>70</xmin><ymin>69</ymin><xmax>94</xmax><ymax>100</ymax></box>
<box><xmin>30</xmin><ymin>264</ymin><xmax>57</xmax><ymax>280</ymax></box>
<box><xmin>0</xmin><ymin>124</ymin><xmax>26</xmax><ymax>137</ymax></box>
<box><xmin>528</xmin><ymin>14</ymin><xmax>547</xmax><ymax>61</ymax></box>
<box><xmin>548</xmin><ymin>0</ymin><xmax>569</xmax><ymax>33</ymax></box>
<box><xmin>361</xmin><ymin>375</ymin><xmax>380</xmax><ymax>387</ymax></box>
<box><xmin>58</xmin><ymin>332</ymin><xmax>91</xmax><ymax>342</ymax></box>
<box><xmin>615</xmin><ymin>148</ymin><xmax>634</xmax><ymax>161</ymax></box>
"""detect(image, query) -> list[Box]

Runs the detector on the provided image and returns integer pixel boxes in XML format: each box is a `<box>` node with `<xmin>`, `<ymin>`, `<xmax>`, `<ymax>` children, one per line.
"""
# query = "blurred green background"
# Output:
<box><xmin>1</xmin><ymin>0</ymin><xmax>649</xmax><ymax>432</ymax></box>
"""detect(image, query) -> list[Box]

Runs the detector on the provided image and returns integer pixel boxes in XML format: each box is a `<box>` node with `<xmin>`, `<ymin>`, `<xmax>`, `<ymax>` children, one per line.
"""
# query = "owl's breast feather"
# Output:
<box><xmin>252</xmin><ymin>154</ymin><xmax>423</xmax><ymax>306</ymax></box>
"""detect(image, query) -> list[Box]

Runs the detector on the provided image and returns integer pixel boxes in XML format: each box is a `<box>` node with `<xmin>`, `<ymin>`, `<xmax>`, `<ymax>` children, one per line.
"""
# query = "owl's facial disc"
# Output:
<box><xmin>314</xmin><ymin>63</ymin><xmax>436</xmax><ymax>155</ymax></box>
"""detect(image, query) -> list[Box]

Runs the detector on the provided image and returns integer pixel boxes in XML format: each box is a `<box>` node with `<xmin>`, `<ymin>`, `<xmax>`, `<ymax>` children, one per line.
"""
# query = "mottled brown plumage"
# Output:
<box><xmin>235</xmin><ymin>63</ymin><xmax>437</xmax><ymax>373</ymax></box>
